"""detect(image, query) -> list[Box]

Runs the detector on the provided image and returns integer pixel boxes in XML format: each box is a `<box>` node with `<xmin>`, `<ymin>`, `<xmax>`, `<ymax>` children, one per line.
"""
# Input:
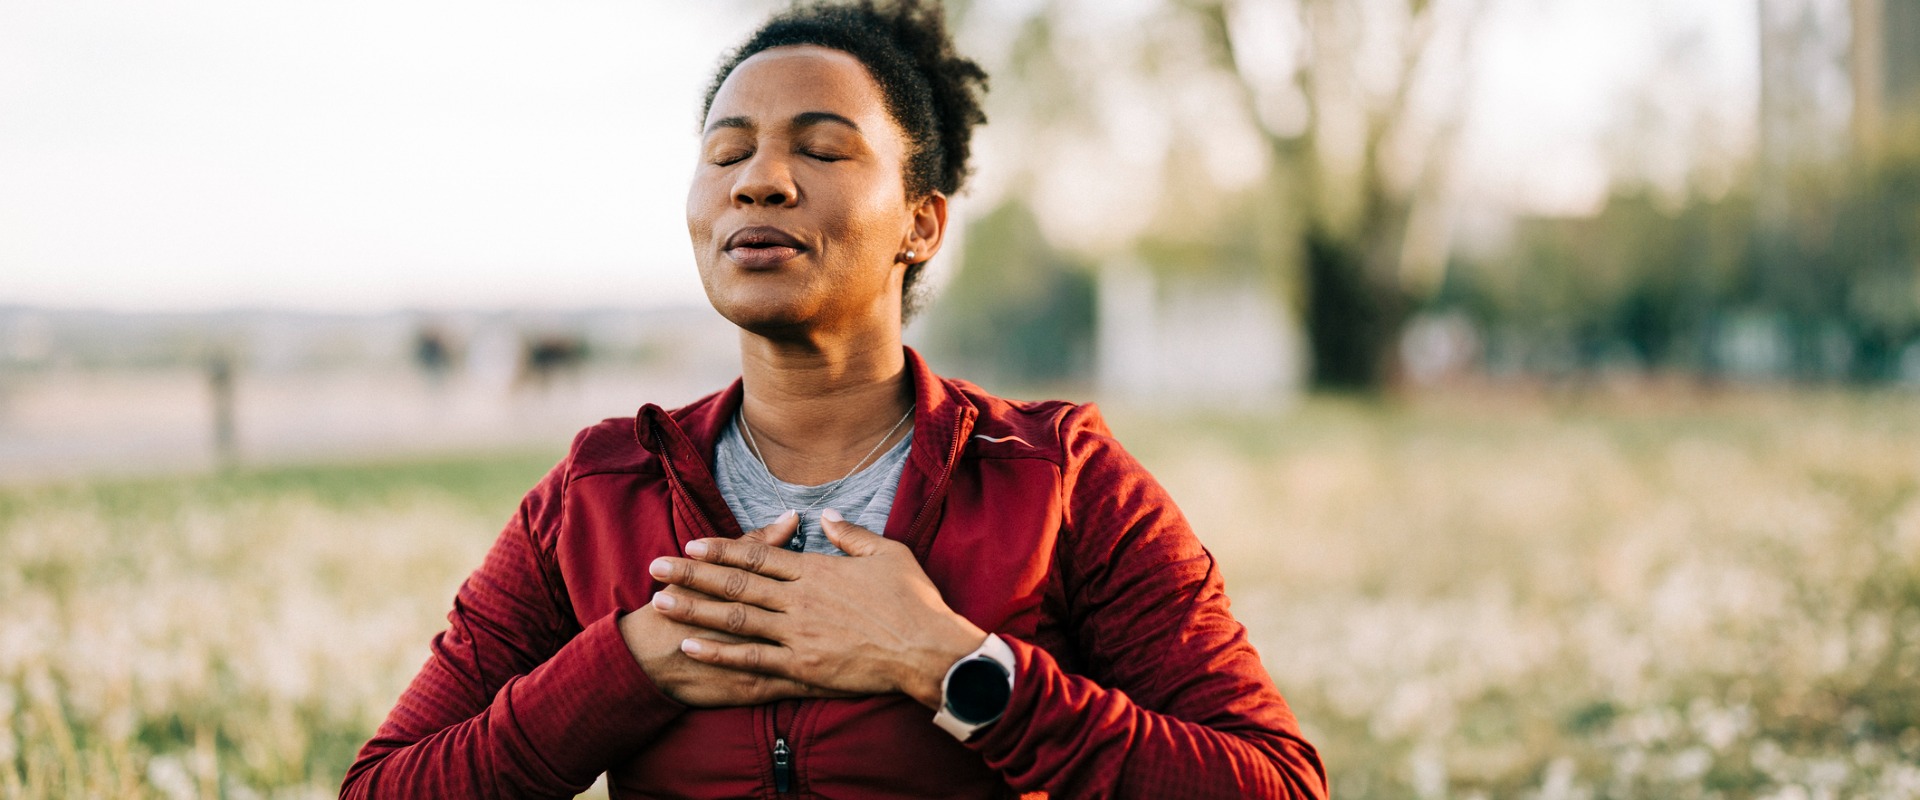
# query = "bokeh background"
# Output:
<box><xmin>4</xmin><ymin>0</ymin><xmax>1920</xmax><ymax>797</ymax></box>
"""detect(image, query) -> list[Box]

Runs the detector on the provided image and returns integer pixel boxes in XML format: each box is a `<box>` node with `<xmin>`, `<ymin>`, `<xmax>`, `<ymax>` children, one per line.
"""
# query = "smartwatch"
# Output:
<box><xmin>932</xmin><ymin>634</ymin><xmax>1016</xmax><ymax>741</ymax></box>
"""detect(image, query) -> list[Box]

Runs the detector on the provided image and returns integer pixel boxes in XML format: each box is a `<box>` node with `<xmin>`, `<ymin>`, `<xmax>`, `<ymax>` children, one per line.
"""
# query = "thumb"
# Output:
<box><xmin>743</xmin><ymin>509</ymin><xmax>799</xmax><ymax>549</ymax></box>
<box><xmin>821</xmin><ymin>508</ymin><xmax>889</xmax><ymax>557</ymax></box>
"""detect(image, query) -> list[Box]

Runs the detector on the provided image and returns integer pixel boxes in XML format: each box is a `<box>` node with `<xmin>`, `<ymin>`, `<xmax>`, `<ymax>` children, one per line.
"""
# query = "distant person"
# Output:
<box><xmin>205</xmin><ymin>349</ymin><xmax>236</xmax><ymax>465</ymax></box>
<box><xmin>343</xmin><ymin>2</ymin><xmax>1324</xmax><ymax>797</ymax></box>
<box><xmin>518</xmin><ymin>332</ymin><xmax>589</xmax><ymax>390</ymax></box>
<box><xmin>411</xmin><ymin>325</ymin><xmax>456</xmax><ymax>387</ymax></box>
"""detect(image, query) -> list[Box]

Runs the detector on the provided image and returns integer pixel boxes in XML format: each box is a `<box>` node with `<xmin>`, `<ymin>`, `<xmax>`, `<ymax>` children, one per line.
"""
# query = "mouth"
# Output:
<box><xmin>724</xmin><ymin>226</ymin><xmax>808</xmax><ymax>268</ymax></box>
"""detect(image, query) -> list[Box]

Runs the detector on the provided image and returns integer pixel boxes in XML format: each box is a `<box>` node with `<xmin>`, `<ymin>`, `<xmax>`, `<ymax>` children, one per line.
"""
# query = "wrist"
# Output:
<box><xmin>618</xmin><ymin>607</ymin><xmax>671</xmax><ymax>679</ymax></box>
<box><xmin>904</xmin><ymin>616</ymin><xmax>987</xmax><ymax>709</ymax></box>
<box><xmin>929</xmin><ymin>634</ymin><xmax>1017</xmax><ymax>740</ymax></box>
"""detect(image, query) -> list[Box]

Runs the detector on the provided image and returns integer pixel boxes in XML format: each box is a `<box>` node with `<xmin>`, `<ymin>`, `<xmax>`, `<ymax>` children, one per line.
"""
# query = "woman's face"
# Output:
<box><xmin>688</xmin><ymin>45</ymin><xmax>942</xmax><ymax>336</ymax></box>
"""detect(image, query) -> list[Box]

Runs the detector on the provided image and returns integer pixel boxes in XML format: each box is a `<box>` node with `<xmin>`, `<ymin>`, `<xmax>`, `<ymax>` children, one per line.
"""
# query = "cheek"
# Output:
<box><xmin>686</xmin><ymin>176</ymin><xmax>719</xmax><ymax>240</ymax></box>
<box><xmin>686</xmin><ymin>179</ymin><xmax>724</xmax><ymax>290</ymax></box>
<box><xmin>827</xmin><ymin>174</ymin><xmax>910</xmax><ymax>253</ymax></box>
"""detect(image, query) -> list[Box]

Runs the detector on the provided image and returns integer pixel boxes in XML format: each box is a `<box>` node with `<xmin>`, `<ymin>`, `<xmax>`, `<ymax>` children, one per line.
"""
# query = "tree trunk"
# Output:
<box><xmin>1304</xmin><ymin>227</ymin><xmax>1405</xmax><ymax>391</ymax></box>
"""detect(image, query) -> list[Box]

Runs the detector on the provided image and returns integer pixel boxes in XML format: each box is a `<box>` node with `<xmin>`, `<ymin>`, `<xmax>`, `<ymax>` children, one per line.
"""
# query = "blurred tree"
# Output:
<box><xmin>945</xmin><ymin>0</ymin><xmax>1487</xmax><ymax>392</ymax></box>
<box><xmin>1420</xmin><ymin>0</ymin><xmax>1920</xmax><ymax>387</ymax></box>
<box><xmin>1445</xmin><ymin>188</ymin><xmax>1752</xmax><ymax>378</ymax></box>
<box><xmin>1191</xmin><ymin>0</ymin><xmax>1489</xmax><ymax>390</ymax></box>
<box><xmin>921</xmin><ymin>198</ymin><xmax>1097</xmax><ymax>387</ymax></box>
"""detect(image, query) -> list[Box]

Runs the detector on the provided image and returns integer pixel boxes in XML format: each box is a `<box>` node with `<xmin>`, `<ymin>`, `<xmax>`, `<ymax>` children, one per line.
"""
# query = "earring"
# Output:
<box><xmin>902</xmin><ymin>249</ymin><xmax>917</xmax><ymax>262</ymax></box>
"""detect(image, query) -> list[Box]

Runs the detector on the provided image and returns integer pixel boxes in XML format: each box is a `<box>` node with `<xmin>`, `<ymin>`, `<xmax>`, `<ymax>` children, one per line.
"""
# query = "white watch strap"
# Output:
<box><xmin>932</xmin><ymin>634</ymin><xmax>1017</xmax><ymax>741</ymax></box>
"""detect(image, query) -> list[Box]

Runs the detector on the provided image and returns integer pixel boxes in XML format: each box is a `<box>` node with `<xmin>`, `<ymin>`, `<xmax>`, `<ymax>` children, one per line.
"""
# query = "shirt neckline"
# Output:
<box><xmin>721</xmin><ymin>412</ymin><xmax>915</xmax><ymax>495</ymax></box>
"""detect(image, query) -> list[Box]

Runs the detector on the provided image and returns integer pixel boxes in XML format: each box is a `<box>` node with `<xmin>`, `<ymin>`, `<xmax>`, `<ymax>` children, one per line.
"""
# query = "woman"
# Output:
<box><xmin>342</xmin><ymin>1</ymin><xmax>1325</xmax><ymax>797</ymax></box>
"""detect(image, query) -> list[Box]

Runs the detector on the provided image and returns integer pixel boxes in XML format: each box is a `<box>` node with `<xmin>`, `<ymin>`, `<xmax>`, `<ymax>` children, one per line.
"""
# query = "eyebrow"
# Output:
<box><xmin>704</xmin><ymin>111</ymin><xmax>863</xmax><ymax>136</ymax></box>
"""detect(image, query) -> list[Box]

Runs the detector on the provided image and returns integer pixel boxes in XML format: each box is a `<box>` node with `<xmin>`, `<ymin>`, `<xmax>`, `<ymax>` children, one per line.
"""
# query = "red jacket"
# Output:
<box><xmin>343</xmin><ymin>349</ymin><xmax>1327</xmax><ymax>799</ymax></box>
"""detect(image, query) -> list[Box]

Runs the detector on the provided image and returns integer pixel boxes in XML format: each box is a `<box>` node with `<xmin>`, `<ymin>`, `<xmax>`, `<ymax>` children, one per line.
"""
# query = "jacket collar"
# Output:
<box><xmin>634</xmin><ymin>346</ymin><xmax>977</xmax><ymax>556</ymax></box>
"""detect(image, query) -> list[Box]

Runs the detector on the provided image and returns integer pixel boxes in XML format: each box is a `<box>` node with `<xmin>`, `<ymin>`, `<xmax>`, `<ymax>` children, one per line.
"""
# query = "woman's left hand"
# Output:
<box><xmin>648</xmin><ymin>509</ymin><xmax>987</xmax><ymax>710</ymax></box>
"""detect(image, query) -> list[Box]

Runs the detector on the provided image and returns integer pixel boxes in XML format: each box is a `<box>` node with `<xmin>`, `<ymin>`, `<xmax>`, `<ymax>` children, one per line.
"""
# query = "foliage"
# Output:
<box><xmin>1438</xmin><ymin>154</ymin><xmax>1920</xmax><ymax>383</ymax></box>
<box><xmin>941</xmin><ymin>0</ymin><xmax>1487</xmax><ymax>390</ymax></box>
<box><xmin>921</xmin><ymin>199</ymin><xmax>1097</xmax><ymax>386</ymax></box>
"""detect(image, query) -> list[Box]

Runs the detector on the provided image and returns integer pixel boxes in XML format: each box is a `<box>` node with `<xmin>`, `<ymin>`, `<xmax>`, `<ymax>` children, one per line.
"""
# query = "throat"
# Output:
<box><xmin>736</xmin><ymin>403</ymin><xmax>914</xmax><ymax>488</ymax></box>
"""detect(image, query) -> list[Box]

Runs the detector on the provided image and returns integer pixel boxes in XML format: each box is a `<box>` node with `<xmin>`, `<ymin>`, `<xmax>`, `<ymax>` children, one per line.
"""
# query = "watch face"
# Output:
<box><xmin>946</xmin><ymin>657</ymin><xmax>1012</xmax><ymax>724</ymax></box>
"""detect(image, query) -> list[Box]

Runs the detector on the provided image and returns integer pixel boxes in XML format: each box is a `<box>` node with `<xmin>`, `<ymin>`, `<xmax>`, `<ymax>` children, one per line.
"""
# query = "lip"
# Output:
<box><xmin>723</xmin><ymin>225</ymin><xmax>809</xmax><ymax>269</ymax></box>
<box><xmin>725</xmin><ymin>226</ymin><xmax>806</xmax><ymax>250</ymax></box>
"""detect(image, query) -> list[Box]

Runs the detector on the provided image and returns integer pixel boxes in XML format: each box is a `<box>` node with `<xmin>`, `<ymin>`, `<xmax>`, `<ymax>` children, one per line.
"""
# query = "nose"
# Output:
<box><xmin>732</xmin><ymin>151</ymin><xmax>799</xmax><ymax>208</ymax></box>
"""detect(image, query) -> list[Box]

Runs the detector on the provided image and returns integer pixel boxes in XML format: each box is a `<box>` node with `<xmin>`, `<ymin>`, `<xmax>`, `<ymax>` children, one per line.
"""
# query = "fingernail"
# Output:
<box><xmin>778</xmin><ymin>509</ymin><xmax>797</xmax><ymax>524</ymax></box>
<box><xmin>822</xmin><ymin>508</ymin><xmax>844</xmax><ymax>523</ymax></box>
<box><xmin>680</xmin><ymin>638</ymin><xmax>703</xmax><ymax>654</ymax></box>
<box><xmin>685</xmin><ymin>540</ymin><xmax>709</xmax><ymax>558</ymax></box>
<box><xmin>653</xmin><ymin>592</ymin><xmax>677</xmax><ymax>610</ymax></box>
<box><xmin>649</xmin><ymin>558</ymin><xmax>672</xmax><ymax>579</ymax></box>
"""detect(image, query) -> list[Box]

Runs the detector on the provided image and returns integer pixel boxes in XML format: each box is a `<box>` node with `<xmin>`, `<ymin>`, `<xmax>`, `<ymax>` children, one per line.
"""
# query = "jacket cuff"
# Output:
<box><xmin>932</xmin><ymin>633</ymin><xmax>1016</xmax><ymax>741</ymax></box>
<box><xmin>961</xmin><ymin>634</ymin><xmax>1077</xmax><ymax>760</ymax></box>
<box><xmin>490</xmin><ymin>610</ymin><xmax>687</xmax><ymax>783</ymax></box>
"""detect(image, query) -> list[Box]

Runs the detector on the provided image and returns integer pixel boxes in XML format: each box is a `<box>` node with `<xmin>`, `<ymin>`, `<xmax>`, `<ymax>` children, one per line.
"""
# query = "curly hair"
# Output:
<box><xmin>701</xmin><ymin>0</ymin><xmax>989</xmax><ymax>321</ymax></box>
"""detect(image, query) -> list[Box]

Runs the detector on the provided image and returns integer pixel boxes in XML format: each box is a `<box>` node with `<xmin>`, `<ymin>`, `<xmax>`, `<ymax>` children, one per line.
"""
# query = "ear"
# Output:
<box><xmin>897</xmin><ymin>191</ymin><xmax>948</xmax><ymax>267</ymax></box>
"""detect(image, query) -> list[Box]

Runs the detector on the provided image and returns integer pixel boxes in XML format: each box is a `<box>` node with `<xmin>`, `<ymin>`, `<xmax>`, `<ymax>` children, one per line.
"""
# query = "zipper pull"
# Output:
<box><xmin>772</xmin><ymin>737</ymin><xmax>792</xmax><ymax>793</ymax></box>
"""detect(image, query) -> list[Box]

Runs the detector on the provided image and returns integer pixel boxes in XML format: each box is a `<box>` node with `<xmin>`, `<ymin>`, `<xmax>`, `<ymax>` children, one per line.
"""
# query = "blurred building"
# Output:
<box><xmin>1754</xmin><ymin>0</ymin><xmax>1920</xmax><ymax>166</ymax></box>
<box><xmin>1095</xmin><ymin>262</ymin><xmax>1302</xmax><ymax>407</ymax></box>
<box><xmin>1756</xmin><ymin>0</ymin><xmax>1848</xmax><ymax>205</ymax></box>
<box><xmin>1850</xmin><ymin>0</ymin><xmax>1920</xmax><ymax>160</ymax></box>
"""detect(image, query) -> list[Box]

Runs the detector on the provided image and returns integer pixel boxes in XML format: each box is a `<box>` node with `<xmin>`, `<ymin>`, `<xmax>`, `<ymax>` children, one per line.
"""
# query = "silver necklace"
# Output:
<box><xmin>737</xmin><ymin>403</ymin><xmax>915</xmax><ymax>528</ymax></box>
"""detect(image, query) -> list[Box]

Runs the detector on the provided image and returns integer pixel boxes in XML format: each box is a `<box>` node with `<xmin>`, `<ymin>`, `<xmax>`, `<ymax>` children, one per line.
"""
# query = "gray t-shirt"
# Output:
<box><xmin>713</xmin><ymin>413</ymin><xmax>912</xmax><ymax>556</ymax></box>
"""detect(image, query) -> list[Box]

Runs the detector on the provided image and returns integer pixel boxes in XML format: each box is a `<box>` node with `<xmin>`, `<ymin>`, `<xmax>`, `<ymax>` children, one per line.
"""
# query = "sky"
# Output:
<box><xmin>0</xmin><ymin>0</ymin><xmax>1764</xmax><ymax>312</ymax></box>
<box><xmin>1457</xmin><ymin>0</ymin><xmax>1759</xmax><ymax>217</ymax></box>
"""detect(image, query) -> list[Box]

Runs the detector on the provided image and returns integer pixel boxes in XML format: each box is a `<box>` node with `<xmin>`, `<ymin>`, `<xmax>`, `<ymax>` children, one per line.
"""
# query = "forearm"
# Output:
<box><xmin>341</xmin><ymin>613</ymin><xmax>687</xmax><ymax>799</ymax></box>
<box><xmin>967</xmin><ymin>636</ymin><xmax>1327</xmax><ymax>800</ymax></box>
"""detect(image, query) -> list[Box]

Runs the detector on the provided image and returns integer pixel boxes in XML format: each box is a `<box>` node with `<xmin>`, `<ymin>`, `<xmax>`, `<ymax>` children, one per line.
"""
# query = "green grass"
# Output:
<box><xmin>0</xmin><ymin>448</ymin><xmax>562</xmax><ymax>797</ymax></box>
<box><xmin>4</xmin><ymin>391</ymin><xmax>1920</xmax><ymax>797</ymax></box>
<box><xmin>1116</xmin><ymin>389</ymin><xmax>1920</xmax><ymax>799</ymax></box>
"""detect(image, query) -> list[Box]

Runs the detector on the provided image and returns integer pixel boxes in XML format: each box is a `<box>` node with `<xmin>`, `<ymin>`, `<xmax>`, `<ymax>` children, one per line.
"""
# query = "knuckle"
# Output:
<box><xmin>725</xmin><ymin>604</ymin><xmax>749</xmax><ymax>634</ymax></box>
<box><xmin>743</xmin><ymin>543</ymin><xmax>769</xmax><ymax>573</ymax></box>
<box><xmin>722</xmin><ymin>570</ymin><xmax>750</xmax><ymax>600</ymax></box>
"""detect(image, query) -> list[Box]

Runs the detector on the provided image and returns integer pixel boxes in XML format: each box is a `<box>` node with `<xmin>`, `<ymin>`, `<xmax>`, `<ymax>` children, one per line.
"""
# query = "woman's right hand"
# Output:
<box><xmin>618</xmin><ymin>513</ymin><xmax>842</xmax><ymax>707</ymax></box>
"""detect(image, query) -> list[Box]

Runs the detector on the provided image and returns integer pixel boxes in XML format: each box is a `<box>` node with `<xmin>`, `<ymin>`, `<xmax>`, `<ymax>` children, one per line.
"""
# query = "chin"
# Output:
<box><xmin>706</xmin><ymin>284</ymin><xmax>822</xmax><ymax>336</ymax></box>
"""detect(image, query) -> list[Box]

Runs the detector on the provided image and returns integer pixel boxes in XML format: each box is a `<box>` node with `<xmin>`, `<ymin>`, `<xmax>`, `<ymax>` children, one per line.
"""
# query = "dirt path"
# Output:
<box><xmin>0</xmin><ymin>365</ymin><xmax>733</xmax><ymax>483</ymax></box>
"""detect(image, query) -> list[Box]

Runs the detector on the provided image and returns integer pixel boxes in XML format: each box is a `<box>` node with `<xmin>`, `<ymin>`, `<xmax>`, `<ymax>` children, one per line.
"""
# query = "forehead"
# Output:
<box><xmin>705</xmin><ymin>45</ymin><xmax>895</xmax><ymax>133</ymax></box>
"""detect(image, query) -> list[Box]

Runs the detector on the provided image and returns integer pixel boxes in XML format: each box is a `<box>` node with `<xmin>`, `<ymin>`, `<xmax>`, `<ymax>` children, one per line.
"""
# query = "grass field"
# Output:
<box><xmin>4</xmin><ymin>389</ymin><xmax>1919</xmax><ymax>798</ymax></box>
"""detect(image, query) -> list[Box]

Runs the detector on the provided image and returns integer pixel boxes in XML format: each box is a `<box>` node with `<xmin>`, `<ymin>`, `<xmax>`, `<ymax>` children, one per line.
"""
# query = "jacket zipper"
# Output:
<box><xmin>899</xmin><ymin>408</ymin><xmax>972</xmax><ymax>547</ymax></box>
<box><xmin>770</xmin><ymin>698</ymin><xmax>798</xmax><ymax>794</ymax></box>
<box><xmin>654</xmin><ymin>409</ymin><xmax>969</xmax><ymax>796</ymax></box>
<box><xmin>772</xmin><ymin>737</ymin><xmax>792</xmax><ymax>793</ymax></box>
<box><xmin>651</xmin><ymin>422</ymin><xmax>724</xmax><ymax>541</ymax></box>
<box><xmin>653</xmin><ymin>417</ymin><xmax>801</xmax><ymax>796</ymax></box>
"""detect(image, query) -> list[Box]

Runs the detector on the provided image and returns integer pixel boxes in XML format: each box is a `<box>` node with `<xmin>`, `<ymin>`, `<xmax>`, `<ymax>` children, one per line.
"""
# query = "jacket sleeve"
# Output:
<box><xmin>340</xmin><ymin>448</ymin><xmax>688</xmax><ymax>798</ymax></box>
<box><xmin>965</xmin><ymin>404</ymin><xmax>1327</xmax><ymax>799</ymax></box>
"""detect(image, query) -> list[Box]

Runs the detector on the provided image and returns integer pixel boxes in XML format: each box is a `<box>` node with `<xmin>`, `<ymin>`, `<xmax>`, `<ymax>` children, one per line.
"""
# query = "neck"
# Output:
<box><xmin>736</xmin><ymin>327</ymin><xmax>913</xmax><ymax>486</ymax></box>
